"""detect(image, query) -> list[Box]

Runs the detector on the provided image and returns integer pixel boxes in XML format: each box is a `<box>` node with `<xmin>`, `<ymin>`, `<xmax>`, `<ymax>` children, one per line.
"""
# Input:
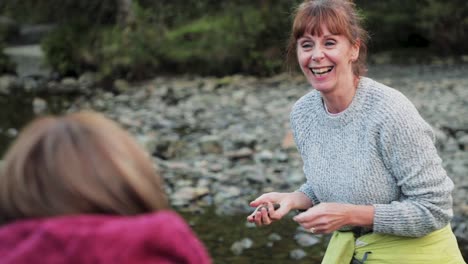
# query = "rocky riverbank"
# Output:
<box><xmin>1</xmin><ymin>64</ymin><xmax>467</xmax><ymax>259</ymax></box>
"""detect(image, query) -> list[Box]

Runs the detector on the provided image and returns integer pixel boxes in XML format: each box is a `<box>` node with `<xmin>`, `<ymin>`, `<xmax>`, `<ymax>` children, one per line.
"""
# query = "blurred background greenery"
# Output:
<box><xmin>0</xmin><ymin>0</ymin><xmax>467</xmax><ymax>80</ymax></box>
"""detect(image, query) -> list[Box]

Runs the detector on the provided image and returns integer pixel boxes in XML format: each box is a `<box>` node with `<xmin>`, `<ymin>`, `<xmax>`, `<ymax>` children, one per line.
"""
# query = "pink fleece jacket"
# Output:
<box><xmin>0</xmin><ymin>210</ymin><xmax>211</xmax><ymax>264</ymax></box>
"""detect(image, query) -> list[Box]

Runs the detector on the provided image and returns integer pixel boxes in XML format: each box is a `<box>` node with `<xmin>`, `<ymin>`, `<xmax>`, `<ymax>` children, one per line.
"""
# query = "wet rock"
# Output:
<box><xmin>294</xmin><ymin>233</ymin><xmax>320</xmax><ymax>247</ymax></box>
<box><xmin>23</xmin><ymin>77</ymin><xmax>42</xmax><ymax>93</ymax></box>
<box><xmin>231</xmin><ymin>238</ymin><xmax>253</xmax><ymax>255</ymax></box>
<box><xmin>230</xmin><ymin>165</ymin><xmax>265</xmax><ymax>183</ymax></box>
<box><xmin>199</xmin><ymin>135</ymin><xmax>223</xmax><ymax>154</ymax></box>
<box><xmin>153</xmin><ymin>135</ymin><xmax>184</xmax><ymax>160</ymax></box>
<box><xmin>0</xmin><ymin>75</ymin><xmax>21</xmax><ymax>95</ymax></box>
<box><xmin>290</xmin><ymin>249</ymin><xmax>307</xmax><ymax>260</ymax></box>
<box><xmin>245</xmin><ymin>221</ymin><xmax>256</xmax><ymax>229</ymax></box>
<box><xmin>6</xmin><ymin>128</ymin><xmax>17</xmax><ymax>137</ymax></box>
<box><xmin>457</xmin><ymin>134</ymin><xmax>468</xmax><ymax>150</ymax></box>
<box><xmin>171</xmin><ymin>186</ymin><xmax>210</xmax><ymax>206</ymax></box>
<box><xmin>433</xmin><ymin>127</ymin><xmax>448</xmax><ymax>149</ymax></box>
<box><xmin>213</xmin><ymin>186</ymin><xmax>242</xmax><ymax>204</ymax></box>
<box><xmin>255</xmin><ymin>150</ymin><xmax>274</xmax><ymax>162</ymax></box>
<box><xmin>224</xmin><ymin>147</ymin><xmax>254</xmax><ymax>160</ymax></box>
<box><xmin>32</xmin><ymin>97</ymin><xmax>47</xmax><ymax>114</ymax></box>
<box><xmin>268</xmin><ymin>233</ymin><xmax>282</xmax><ymax>241</ymax></box>
<box><xmin>60</xmin><ymin>77</ymin><xmax>79</xmax><ymax>93</ymax></box>
<box><xmin>114</xmin><ymin>79</ymin><xmax>130</xmax><ymax>93</ymax></box>
<box><xmin>78</xmin><ymin>72</ymin><xmax>98</xmax><ymax>90</ymax></box>
<box><xmin>232</xmin><ymin>134</ymin><xmax>257</xmax><ymax>149</ymax></box>
<box><xmin>445</xmin><ymin>137</ymin><xmax>460</xmax><ymax>152</ymax></box>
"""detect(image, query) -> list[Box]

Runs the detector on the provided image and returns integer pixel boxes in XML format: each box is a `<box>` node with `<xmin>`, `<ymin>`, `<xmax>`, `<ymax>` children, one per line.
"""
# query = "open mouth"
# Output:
<box><xmin>309</xmin><ymin>66</ymin><xmax>334</xmax><ymax>76</ymax></box>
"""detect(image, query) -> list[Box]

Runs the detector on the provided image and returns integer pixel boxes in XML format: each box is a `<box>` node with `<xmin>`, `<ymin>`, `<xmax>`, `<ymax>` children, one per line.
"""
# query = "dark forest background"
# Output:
<box><xmin>1</xmin><ymin>0</ymin><xmax>467</xmax><ymax>80</ymax></box>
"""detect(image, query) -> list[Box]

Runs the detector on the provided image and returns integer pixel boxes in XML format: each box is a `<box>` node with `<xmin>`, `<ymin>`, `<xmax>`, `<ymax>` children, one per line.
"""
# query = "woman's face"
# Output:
<box><xmin>297</xmin><ymin>25</ymin><xmax>359</xmax><ymax>94</ymax></box>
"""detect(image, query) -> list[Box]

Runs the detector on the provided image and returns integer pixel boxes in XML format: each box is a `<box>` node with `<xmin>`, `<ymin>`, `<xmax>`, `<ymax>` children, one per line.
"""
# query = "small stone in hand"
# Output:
<box><xmin>252</xmin><ymin>203</ymin><xmax>280</xmax><ymax>219</ymax></box>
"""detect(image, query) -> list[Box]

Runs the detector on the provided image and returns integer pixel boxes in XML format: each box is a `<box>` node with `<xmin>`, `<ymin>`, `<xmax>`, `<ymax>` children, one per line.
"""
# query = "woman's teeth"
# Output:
<box><xmin>310</xmin><ymin>66</ymin><xmax>333</xmax><ymax>76</ymax></box>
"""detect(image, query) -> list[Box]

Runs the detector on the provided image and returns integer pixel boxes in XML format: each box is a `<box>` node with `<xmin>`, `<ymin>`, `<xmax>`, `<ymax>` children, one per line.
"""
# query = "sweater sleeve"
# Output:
<box><xmin>373</xmin><ymin>98</ymin><xmax>454</xmax><ymax>237</ymax></box>
<box><xmin>290</xmin><ymin>101</ymin><xmax>320</xmax><ymax>206</ymax></box>
<box><xmin>297</xmin><ymin>164</ymin><xmax>320</xmax><ymax>206</ymax></box>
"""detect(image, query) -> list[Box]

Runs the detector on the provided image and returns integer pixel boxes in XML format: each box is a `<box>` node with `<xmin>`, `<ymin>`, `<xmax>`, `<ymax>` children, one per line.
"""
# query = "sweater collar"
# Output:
<box><xmin>315</xmin><ymin>77</ymin><xmax>373</xmax><ymax>128</ymax></box>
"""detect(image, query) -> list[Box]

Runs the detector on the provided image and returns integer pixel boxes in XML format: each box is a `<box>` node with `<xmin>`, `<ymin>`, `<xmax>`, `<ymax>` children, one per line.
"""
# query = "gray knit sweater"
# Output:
<box><xmin>291</xmin><ymin>77</ymin><xmax>454</xmax><ymax>237</ymax></box>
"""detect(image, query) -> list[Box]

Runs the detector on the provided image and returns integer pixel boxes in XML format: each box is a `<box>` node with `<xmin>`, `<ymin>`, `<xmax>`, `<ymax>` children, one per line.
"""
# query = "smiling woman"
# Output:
<box><xmin>247</xmin><ymin>1</ymin><xmax>465</xmax><ymax>264</ymax></box>
<box><xmin>296</xmin><ymin>26</ymin><xmax>359</xmax><ymax>111</ymax></box>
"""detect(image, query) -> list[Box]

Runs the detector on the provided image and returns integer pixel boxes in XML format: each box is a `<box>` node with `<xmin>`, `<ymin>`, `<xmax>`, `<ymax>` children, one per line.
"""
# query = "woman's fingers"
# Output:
<box><xmin>247</xmin><ymin>203</ymin><xmax>276</xmax><ymax>226</ymax></box>
<box><xmin>249</xmin><ymin>195</ymin><xmax>273</xmax><ymax>207</ymax></box>
<box><xmin>261</xmin><ymin>207</ymin><xmax>272</xmax><ymax>225</ymax></box>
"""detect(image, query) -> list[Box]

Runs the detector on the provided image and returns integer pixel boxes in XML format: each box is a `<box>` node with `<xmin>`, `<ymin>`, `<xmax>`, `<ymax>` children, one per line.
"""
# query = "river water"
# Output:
<box><xmin>180</xmin><ymin>208</ymin><xmax>328</xmax><ymax>263</ymax></box>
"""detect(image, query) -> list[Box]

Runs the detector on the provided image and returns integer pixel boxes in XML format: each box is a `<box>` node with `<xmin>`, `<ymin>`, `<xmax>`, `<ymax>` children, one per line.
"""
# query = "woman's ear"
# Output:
<box><xmin>351</xmin><ymin>40</ymin><xmax>361</xmax><ymax>62</ymax></box>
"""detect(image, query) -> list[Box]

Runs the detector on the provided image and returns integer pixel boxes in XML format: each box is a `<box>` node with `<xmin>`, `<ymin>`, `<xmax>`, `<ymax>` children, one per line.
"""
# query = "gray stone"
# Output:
<box><xmin>213</xmin><ymin>186</ymin><xmax>241</xmax><ymax>204</ymax></box>
<box><xmin>6</xmin><ymin>128</ymin><xmax>17</xmax><ymax>137</ymax></box>
<box><xmin>457</xmin><ymin>134</ymin><xmax>468</xmax><ymax>150</ymax></box>
<box><xmin>114</xmin><ymin>79</ymin><xmax>130</xmax><ymax>93</ymax></box>
<box><xmin>268</xmin><ymin>233</ymin><xmax>282</xmax><ymax>241</ymax></box>
<box><xmin>290</xmin><ymin>249</ymin><xmax>307</xmax><ymax>260</ymax></box>
<box><xmin>256</xmin><ymin>149</ymin><xmax>274</xmax><ymax>162</ymax></box>
<box><xmin>445</xmin><ymin>137</ymin><xmax>460</xmax><ymax>152</ymax></box>
<box><xmin>60</xmin><ymin>77</ymin><xmax>79</xmax><ymax>93</ymax></box>
<box><xmin>224</xmin><ymin>147</ymin><xmax>254</xmax><ymax>160</ymax></box>
<box><xmin>294</xmin><ymin>233</ymin><xmax>320</xmax><ymax>247</ymax></box>
<box><xmin>199</xmin><ymin>135</ymin><xmax>223</xmax><ymax>154</ymax></box>
<box><xmin>0</xmin><ymin>75</ymin><xmax>20</xmax><ymax>95</ymax></box>
<box><xmin>231</xmin><ymin>238</ymin><xmax>253</xmax><ymax>255</ymax></box>
<box><xmin>32</xmin><ymin>97</ymin><xmax>47</xmax><ymax>114</ymax></box>
<box><xmin>78</xmin><ymin>72</ymin><xmax>98</xmax><ymax>90</ymax></box>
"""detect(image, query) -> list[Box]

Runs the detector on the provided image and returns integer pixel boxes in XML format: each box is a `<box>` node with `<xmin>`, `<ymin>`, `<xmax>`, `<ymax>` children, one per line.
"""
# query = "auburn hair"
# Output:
<box><xmin>287</xmin><ymin>0</ymin><xmax>369</xmax><ymax>76</ymax></box>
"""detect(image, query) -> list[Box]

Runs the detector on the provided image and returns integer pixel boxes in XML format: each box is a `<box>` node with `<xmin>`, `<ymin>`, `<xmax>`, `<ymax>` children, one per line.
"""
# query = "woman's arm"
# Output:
<box><xmin>293</xmin><ymin>203</ymin><xmax>374</xmax><ymax>234</ymax></box>
<box><xmin>373</xmin><ymin>97</ymin><xmax>453</xmax><ymax>237</ymax></box>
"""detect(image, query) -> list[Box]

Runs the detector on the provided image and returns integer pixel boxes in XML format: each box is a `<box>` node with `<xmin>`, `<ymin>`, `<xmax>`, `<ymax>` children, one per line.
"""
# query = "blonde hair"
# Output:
<box><xmin>287</xmin><ymin>0</ymin><xmax>368</xmax><ymax>76</ymax></box>
<box><xmin>0</xmin><ymin>111</ymin><xmax>168</xmax><ymax>224</ymax></box>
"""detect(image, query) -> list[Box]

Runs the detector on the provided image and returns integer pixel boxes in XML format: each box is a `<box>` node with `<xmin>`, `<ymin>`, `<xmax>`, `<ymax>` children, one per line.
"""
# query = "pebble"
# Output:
<box><xmin>290</xmin><ymin>249</ymin><xmax>307</xmax><ymax>260</ymax></box>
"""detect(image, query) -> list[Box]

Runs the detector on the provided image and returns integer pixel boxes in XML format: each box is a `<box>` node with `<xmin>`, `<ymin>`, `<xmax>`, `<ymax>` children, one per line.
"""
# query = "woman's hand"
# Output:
<box><xmin>293</xmin><ymin>203</ymin><xmax>374</xmax><ymax>234</ymax></box>
<box><xmin>246</xmin><ymin>192</ymin><xmax>313</xmax><ymax>226</ymax></box>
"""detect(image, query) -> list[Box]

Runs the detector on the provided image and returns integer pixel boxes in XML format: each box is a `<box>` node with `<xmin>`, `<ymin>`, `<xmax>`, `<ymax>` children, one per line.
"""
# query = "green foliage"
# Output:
<box><xmin>0</xmin><ymin>42</ymin><xmax>15</xmax><ymax>74</ymax></box>
<box><xmin>159</xmin><ymin>11</ymin><xmax>260</xmax><ymax>75</ymax></box>
<box><xmin>416</xmin><ymin>0</ymin><xmax>468</xmax><ymax>56</ymax></box>
<box><xmin>95</xmin><ymin>7</ymin><xmax>163</xmax><ymax>80</ymax></box>
<box><xmin>357</xmin><ymin>0</ymin><xmax>468</xmax><ymax>59</ymax></box>
<box><xmin>159</xmin><ymin>2</ymin><xmax>295</xmax><ymax>76</ymax></box>
<box><xmin>22</xmin><ymin>0</ymin><xmax>468</xmax><ymax>79</ymax></box>
<box><xmin>0</xmin><ymin>0</ymin><xmax>117</xmax><ymax>25</ymax></box>
<box><xmin>41</xmin><ymin>24</ymin><xmax>91</xmax><ymax>76</ymax></box>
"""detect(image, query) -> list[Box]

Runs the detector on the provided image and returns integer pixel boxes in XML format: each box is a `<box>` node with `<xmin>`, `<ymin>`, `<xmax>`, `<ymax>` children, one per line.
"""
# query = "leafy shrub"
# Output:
<box><xmin>41</xmin><ymin>23</ymin><xmax>93</xmax><ymax>76</ymax></box>
<box><xmin>159</xmin><ymin>3</ymin><xmax>293</xmax><ymax>76</ymax></box>
<box><xmin>358</xmin><ymin>0</ymin><xmax>468</xmax><ymax>60</ymax></box>
<box><xmin>35</xmin><ymin>0</ymin><xmax>468</xmax><ymax>79</ymax></box>
<box><xmin>95</xmin><ymin>25</ymin><xmax>163</xmax><ymax>80</ymax></box>
<box><xmin>0</xmin><ymin>42</ymin><xmax>16</xmax><ymax>74</ymax></box>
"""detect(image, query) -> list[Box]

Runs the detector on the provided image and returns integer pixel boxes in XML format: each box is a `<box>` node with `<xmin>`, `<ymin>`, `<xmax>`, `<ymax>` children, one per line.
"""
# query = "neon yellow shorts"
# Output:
<box><xmin>322</xmin><ymin>225</ymin><xmax>466</xmax><ymax>264</ymax></box>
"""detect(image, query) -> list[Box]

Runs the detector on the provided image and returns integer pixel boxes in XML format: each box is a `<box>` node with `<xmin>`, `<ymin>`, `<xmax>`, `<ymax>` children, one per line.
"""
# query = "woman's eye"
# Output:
<box><xmin>325</xmin><ymin>41</ymin><xmax>336</xmax><ymax>47</ymax></box>
<box><xmin>301</xmin><ymin>42</ymin><xmax>313</xmax><ymax>49</ymax></box>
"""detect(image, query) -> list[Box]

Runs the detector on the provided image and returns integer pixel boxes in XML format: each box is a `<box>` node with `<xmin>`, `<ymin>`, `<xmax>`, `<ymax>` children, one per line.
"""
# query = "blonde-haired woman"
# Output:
<box><xmin>0</xmin><ymin>111</ymin><xmax>211</xmax><ymax>263</ymax></box>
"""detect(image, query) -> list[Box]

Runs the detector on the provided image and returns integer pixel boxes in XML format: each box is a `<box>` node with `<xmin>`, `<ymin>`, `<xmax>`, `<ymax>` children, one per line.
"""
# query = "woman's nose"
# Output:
<box><xmin>311</xmin><ymin>47</ymin><xmax>324</xmax><ymax>62</ymax></box>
